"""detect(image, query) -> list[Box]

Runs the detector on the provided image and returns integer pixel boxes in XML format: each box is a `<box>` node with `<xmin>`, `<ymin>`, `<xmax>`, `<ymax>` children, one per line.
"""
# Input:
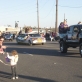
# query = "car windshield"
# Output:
<box><xmin>29</xmin><ymin>34</ymin><xmax>41</xmax><ymax>37</ymax></box>
<box><xmin>5</xmin><ymin>34</ymin><xmax>11</xmax><ymax>36</ymax></box>
<box><xmin>18</xmin><ymin>34</ymin><xmax>28</xmax><ymax>37</ymax></box>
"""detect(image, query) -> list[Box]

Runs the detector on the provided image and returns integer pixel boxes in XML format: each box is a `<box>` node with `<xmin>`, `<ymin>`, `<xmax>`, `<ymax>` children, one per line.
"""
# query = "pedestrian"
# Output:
<box><xmin>7</xmin><ymin>50</ymin><xmax>19</xmax><ymax>80</ymax></box>
<box><xmin>0</xmin><ymin>31</ymin><xmax>2</xmax><ymax>36</ymax></box>
<box><xmin>18</xmin><ymin>30</ymin><xmax>22</xmax><ymax>35</ymax></box>
<box><xmin>13</xmin><ymin>33</ymin><xmax>15</xmax><ymax>40</ymax></box>
<box><xmin>63</xmin><ymin>20</ymin><xmax>68</xmax><ymax>33</ymax></box>
<box><xmin>59</xmin><ymin>22</ymin><xmax>64</xmax><ymax>33</ymax></box>
<box><xmin>0</xmin><ymin>36</ymin><xmax>6</xmax><ymax>54</ymax></box>
<box><xmin>78</xmin><ymin>21</ymin><xmax>82</xmax><ymax>24</ymax></box>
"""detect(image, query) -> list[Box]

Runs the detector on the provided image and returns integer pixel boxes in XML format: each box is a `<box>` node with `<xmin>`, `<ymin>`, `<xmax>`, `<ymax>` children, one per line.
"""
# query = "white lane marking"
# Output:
<box><xmin>23</xmin><ymin>52</ymin><xmax>33</xmax><ymax>56</ymax></box>
<box><xmin>54</xmin><ymin>63</ymin><xmax>57</xmax><ymax>64</ymax></box>
<box><xmin>28</xmin><ymin>54</ymin><xmax>33</xmax><ymax>56</ymax></box>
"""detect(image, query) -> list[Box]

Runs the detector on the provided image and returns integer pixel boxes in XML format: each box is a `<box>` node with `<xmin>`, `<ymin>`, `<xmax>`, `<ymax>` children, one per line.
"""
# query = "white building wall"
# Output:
<box><xmin>0</xmin><ymin>26</ymin><xmax>20</xmax><ymax>33</ymax></box>
<box><xmin>0</xmin><ymin>26</ymin><xmax>6</xmax><ymax>32</ymax></box>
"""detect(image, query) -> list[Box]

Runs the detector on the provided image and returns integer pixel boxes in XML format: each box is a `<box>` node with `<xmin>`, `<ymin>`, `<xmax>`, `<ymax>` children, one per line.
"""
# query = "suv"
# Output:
<box><xmin>59</xmin><ymin>24</ymin><xmax>82</xmax><ymax>57</ymax></box>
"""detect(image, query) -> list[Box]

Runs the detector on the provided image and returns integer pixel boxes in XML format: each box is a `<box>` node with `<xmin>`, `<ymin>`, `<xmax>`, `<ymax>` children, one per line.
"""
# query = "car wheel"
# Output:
<box><xmin>60</xmin><ymin>41</ymin><xmax>67</xmax><ymax>53</ymax></box>
<box><xmin>17</xmin><ymin>42</ymin><xmax>20</xmax><ymax>44</ymax></box>
<box><xmin>79</xmin><ymin>44</ymin><xmax>82</xmax><ymax>57</ymax></box>
<box><xmin>28</xmin><ymin>40</ymin><xmax>32</xmax><ymax>46</ymax></box>
<box><xmin>11</xmin><ymin>39</ymin><xmax>13</xmax><ymax>41</ymax></box>
<box><xmin>42</xmin><ymin>43</ymin><xmax>44</xmax><ymax>45</ymax></box>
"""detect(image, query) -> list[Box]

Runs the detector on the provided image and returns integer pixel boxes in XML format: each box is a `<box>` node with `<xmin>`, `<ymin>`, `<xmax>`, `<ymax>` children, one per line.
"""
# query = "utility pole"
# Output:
<box><xmin>55</xmin><ymin>0</ymin><xmax>58</xmax><ymax>33</ymax></box>
<box><xmin>64</xmin><ymin>14</ymin><xmax>67</xmax><ymax>22</ymax></box>
<box><xmin>15</xmin><ymin>21</ymin><xmax>19</xmax><ymax>28</ymax></box>
<box><xmin>64</xmin><ymin>13</ymin><xmax>65</xmax><ymax>22</ymax></box>
<box><xmin>37</xmin><ymin>0</ymin><xmax>39</xmax><ymax>34</ymax></box>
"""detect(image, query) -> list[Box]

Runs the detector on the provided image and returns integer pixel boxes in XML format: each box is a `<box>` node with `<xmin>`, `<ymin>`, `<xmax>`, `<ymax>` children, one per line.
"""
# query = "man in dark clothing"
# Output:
<box><xmin>59</xmin><ymin>22</ymin><xmax>64</xmax><ymax>33</ymax></box>
<box><xmin>18</xmin><ymin>31</ymin><xmax>22</xmax><ymax>35</ymax></box>
<box><xmin>13</xmin><ymin>34</ymin><xmax>15</xmax><ymax>40</ymax></box>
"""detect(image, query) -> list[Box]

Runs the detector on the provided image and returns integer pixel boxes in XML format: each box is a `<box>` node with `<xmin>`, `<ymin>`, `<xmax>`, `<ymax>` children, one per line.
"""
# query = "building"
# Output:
<box><xmin>0</xmin><ymin>26</ymin><xmax>21</xmax><ymax>34</ymax></box>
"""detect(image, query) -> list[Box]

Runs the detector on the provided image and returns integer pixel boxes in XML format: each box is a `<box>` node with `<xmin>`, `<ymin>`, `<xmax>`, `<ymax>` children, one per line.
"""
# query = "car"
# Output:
<box><xmin>59</xmin><ymin>24</ymin><xmax>82</xmax><ymax>57</ymax></box>
<box><xmin>4</xmin><ymin>33</ymin><xmax>13</xmax><ymax>41</ymax></box>
<box><xmin>16</xmin><ymin>33</ymin><xmax>46</xmax><ymax>46</ymax></box>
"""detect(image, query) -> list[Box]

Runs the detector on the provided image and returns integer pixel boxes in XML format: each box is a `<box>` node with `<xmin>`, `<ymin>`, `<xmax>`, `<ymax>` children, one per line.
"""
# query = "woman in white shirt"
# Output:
<box><xmin>7</xmin><ymin>50</ymin><xmax>19</xmax><ymax>80</ymax></box>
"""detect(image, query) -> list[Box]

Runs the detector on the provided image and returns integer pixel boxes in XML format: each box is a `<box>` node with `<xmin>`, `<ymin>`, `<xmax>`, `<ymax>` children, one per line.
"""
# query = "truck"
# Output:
<box><xmin>59</xmin><ymin>24</ymin><xmax>82</xmax><ymax>57</ymax></box>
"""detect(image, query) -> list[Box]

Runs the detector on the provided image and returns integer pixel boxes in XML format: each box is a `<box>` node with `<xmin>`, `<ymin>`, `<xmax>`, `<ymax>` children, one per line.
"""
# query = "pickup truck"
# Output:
<box><xmin>59</xmin><ymin>24</ymin><xmax>82</xmax><ymax>57</ymax></box>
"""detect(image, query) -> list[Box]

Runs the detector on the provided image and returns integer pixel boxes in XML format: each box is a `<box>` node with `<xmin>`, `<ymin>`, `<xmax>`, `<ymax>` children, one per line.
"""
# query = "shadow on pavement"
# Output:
<box><xmin>74</xmin><ymin>75</ymin><xmax>82</xmax><ymax>79</ymax></box>
<box><xmin>3</xmin><ymin>42</ymin><xmax>81</xmax><ymax>58</ymax></box>
<box><xmin>6</xmin><ymin>47</ymin><xmax>57</xmax><ymax>56</ymax></box>
<box><xmin>58</xmin><ymin>52</ymin><xmax>81</xmax><ymax>58</ymax></box>
<box><xmin>0</xmin><ymin>71</ymin><xmax>57</xmax><ymax>82</ymax></box>
<box><xmin>3</xmin><ymin>41</ymin><xmax>59</xmax><ymax>45</ymax></box>
<box><xmin>0</xmin><ymin>71</ymin><xmax>11</xmax><ymax>79</ymax></box>
<box><xmin>5</xmin><ymin>46</ymin><xmax>81</xmax><ymax>58</ymax></box>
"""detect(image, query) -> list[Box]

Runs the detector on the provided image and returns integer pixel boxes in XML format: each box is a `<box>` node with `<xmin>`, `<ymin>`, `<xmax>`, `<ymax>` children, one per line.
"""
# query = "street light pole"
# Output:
<box><xmin>55</xmin><ymin>0</ymin><xmax>58</xmax><ymax>33</ymax></box>
<box><xmin>15</xmin><ymin>21</ymin><xmax>16</xmax><ymax>28</ymax></box>
<box><xmin>15</xmin><ymin>21</ymin><xmax>19</xmax><ymax>28</ymax></box>
<box><xmin>64</xmin><ymin>13</ymin><xmax>65</xmax><ymax>22</ymax></box>
<box><xmin>37</xmin><ymin>0</ymin><xmax>40</xmax><ymax>34</ymax></box>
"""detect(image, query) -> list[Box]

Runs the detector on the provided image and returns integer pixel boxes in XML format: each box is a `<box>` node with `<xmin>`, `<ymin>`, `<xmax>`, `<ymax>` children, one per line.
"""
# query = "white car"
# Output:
<box><xmin>16</xmin><ymin>33</ymin><xmax>46</xmax><ymax>46</ymax></box>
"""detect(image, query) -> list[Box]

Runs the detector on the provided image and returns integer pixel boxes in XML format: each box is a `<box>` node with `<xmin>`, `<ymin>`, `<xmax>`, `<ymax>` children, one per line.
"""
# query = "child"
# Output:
<box><xmin>7</xmin><ymin>50</ymin><xmax>19</xmax><ymax>80</ymax></box>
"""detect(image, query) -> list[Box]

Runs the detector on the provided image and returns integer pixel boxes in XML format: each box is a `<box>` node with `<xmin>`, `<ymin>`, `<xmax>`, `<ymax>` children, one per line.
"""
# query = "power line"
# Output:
<box><xmin>50</xmin><ymin>7</ymin><xmax>55</xmax><ymax>27</ymax></box>
<box><xmin>0</xmin><ymin>11</ymin><xmax>37</xmax><ymax>19</ymax></box>
<box><xmin>1</xmin><ymin>0</ymin><xmax>35</xmax><ymax>9</ymax></box>
<box><xmin>41</xmin><ymin>1</ymin><xmax>55</xmax><ymax>19</ymax></box>
<box><xmin>58</xmin><ymin>5</ymin><xmax>82</xmax><ymax>8</ymax></box>
<box><xmin>0</xmin><ymin>5</ymin><xmax>36</xmax><ymax>14</ymax></box>
<box><xmin>39</xmin><ymin>0</ymin><xmax>49</xmax><ymax>10</ymax></box>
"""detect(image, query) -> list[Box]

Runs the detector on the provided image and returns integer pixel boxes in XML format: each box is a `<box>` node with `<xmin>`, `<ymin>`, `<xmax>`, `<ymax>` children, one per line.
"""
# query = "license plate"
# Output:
<box><xmin>38</xmin><ymin>39</ymin><xmax>42</xmax><ymax>42</ymax></box>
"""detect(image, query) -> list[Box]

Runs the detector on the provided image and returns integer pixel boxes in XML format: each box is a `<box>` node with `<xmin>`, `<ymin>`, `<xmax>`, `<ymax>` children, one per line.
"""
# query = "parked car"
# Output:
<box><xmin>4</xmin><ymin>33</ymin><xmax>13</xmax><ymax>41</ymax></box>
<box><xmin>16</xmin><ymin>33</ymin><xmax>46</xmax><ymax>46</ymax></box>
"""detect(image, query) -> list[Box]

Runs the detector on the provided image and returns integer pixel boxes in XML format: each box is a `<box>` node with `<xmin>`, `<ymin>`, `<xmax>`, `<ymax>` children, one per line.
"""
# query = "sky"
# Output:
<box><xmin>0</xmin><ymin>0</ymin><xmax>82</xmax><ymax>28</ymax></box>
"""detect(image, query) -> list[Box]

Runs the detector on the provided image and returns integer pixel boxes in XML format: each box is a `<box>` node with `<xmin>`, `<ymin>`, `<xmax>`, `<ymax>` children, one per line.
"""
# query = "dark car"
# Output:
<box><xmin>4</xmin><ymin>33</ymin><xmax>13</xmax><ymax>41</ymax></box>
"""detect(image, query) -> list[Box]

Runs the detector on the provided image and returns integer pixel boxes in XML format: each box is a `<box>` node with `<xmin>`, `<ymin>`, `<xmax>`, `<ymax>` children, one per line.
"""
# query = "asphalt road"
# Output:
<box><xmin>0</xmin><ymin>40</ymin><xmax>82</xmax><ymax>82</ymax></box>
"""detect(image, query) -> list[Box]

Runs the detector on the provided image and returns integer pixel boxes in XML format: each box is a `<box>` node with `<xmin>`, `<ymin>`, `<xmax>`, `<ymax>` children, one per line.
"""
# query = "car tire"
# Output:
<box><xmin>60</xmin><ymin>41</ymin><xmax>67</xmax><ymax>53</ymax></box>
<box><xmin>79</xmin><ymin>44</ymin><xmax>82</xmax><ymax>57</ymax></box>
<box><xmin>11</xmin><ymin>39</ymin><xmax>13</xmax><ymax>41</ymax></box>
<box><xmin>28</xmin><ymin>40</ymin><xmax>32</xmax><ymax>46</ymax></box>
<box><xmin>17</xmin><ymin>42</ymin><xmax>20</xmax><ymax>44</ymax></box>
<box><xmin>42</xmin><ymin>43</ymin><xmax>44</xmax><ymax>45</ymax></box>
<box><xmin>55</xmin><ymin>37</ymin><xmax>57</xmax><ymax>41</ymax></box>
